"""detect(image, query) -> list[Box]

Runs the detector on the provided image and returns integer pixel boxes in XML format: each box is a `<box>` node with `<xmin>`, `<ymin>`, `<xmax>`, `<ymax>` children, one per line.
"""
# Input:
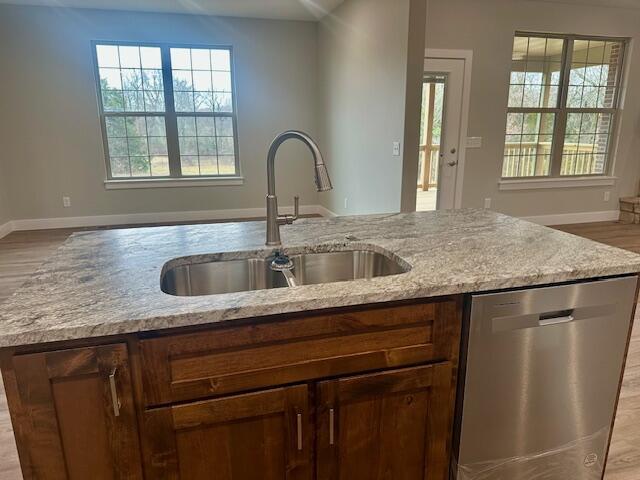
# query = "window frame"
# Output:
<box><xmin>502</xmin><ymin>32</ymin><xmax>628</xmax><ymax>181</ymax></box>
<box><xmin>91</xmin><ymin>40</ymin><xmax>242</xmax><ymax>183</ymax></box>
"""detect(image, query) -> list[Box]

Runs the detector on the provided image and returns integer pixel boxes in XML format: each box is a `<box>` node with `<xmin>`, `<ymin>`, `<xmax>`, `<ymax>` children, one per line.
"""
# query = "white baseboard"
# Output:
<box><xmin>315</xmin><ymin>205</ymin><xmax>338</xmax><ymax>218</ymax></box>
<box><xmin>0</xmin><ymin>221</ymin><xmax>13</xmax><ymax>239</ymax></box>
<box><xmin>522</xmin><ymin>210</ymin><xmax>619</xmax><ymax>226</ymax></box>
<box><xmin>4</xmin><ymin>207</ymin><xmax>619</xmax><ymax>233</ymax></box>
<box><xmin>9</xmin><ymin>205</ymin><xmax>332</xmax><ymax>232</ymax></box>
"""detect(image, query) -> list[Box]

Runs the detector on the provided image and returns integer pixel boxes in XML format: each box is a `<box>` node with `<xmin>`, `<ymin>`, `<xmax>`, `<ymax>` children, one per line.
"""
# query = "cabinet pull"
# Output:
<box><xmin>109</xmin><ymin>367</ymin><xmax>121</xmax><ymax>417</ymax></box>
<box><xmin>329</xmin><ymin>408</ymin><xmax>335</xmax><ymax>445</ymax></box>
<box><xmin>296</xmin><ymin>413</ymin><xmax>303</xmax><ymax>451</ymax></box>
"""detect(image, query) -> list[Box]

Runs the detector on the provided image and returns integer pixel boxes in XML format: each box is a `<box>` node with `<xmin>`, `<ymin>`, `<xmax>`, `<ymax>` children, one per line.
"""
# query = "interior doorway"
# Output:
<box><xmin>416</xmin><ymin>56</ymin><xmax>467</xmax><ymax>211</ymax></box>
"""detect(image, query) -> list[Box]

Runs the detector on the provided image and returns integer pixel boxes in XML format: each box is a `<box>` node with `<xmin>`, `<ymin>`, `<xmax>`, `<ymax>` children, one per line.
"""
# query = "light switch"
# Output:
<box><xmin>392</xmin><ymin>141</ymin><xmax>401</xmax><ymax>156</ymax></box>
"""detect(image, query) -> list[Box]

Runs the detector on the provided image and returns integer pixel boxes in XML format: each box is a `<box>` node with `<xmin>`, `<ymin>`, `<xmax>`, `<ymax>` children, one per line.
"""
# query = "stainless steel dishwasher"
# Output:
<box><xmin>452</xmin><ymin>276</ymin><xmax>637</xmax><ymax>480</ymax></box>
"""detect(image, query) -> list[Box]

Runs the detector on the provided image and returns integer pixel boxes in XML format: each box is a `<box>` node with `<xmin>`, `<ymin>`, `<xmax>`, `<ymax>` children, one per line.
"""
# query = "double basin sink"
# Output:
<box><xmin>161</xmin><ymin>246</ymin><xmax>410</xmax><ymax>297</ymax></box>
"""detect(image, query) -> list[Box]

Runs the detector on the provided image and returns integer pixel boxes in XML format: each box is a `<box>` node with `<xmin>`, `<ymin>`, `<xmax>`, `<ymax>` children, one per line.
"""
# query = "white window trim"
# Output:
<box><xmin>499</xmin><ymin>175</ymin><xmax>616</xmax><ymax>191</ymax></box>
<box><xmin>502</xmin><ymin>32</ymin><xmax>628</xmax><ymax>180</ymax></box>
<box><xmin>93</xmin><ymin>41</ymin><xmax>241</xmax><ymax>185</ymax></box>
<box><xmin>104</xmin><ymin>176</ymin><xmax>244</xmax><ymax>190</ymax></box>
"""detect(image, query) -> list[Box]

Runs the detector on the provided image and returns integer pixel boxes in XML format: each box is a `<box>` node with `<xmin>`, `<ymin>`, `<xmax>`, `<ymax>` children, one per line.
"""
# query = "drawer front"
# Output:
<box><xmin>139</xmin><ymin>299</ymin><xmax>461</xmax><ymax>406</ymax></box>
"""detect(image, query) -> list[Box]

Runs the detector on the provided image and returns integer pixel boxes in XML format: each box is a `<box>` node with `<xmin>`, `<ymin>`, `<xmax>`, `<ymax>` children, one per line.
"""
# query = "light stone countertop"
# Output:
<box><xmin>1</xmin><ymin>209</ymin><xmax>640</xmax><ymax>348</ymax></box>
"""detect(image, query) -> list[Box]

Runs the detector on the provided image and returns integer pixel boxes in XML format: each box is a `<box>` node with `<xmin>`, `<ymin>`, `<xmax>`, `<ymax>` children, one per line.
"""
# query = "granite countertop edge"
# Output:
<box><xmin>1</xmin><ymin>209</ymin><xmax>640</xmax><ymax>348</ymax></box>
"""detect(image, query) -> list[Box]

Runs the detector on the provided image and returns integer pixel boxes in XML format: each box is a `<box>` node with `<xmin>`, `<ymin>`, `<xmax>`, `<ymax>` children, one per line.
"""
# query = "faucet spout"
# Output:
<box><xmin>266</xmin><ymin>130</ymin><xmax>333</xmax><ymax>246</ymax></box>
<box><xmin>270</xmin><ymin>252</ymin><xmax>299</xmax><ymax>287</ymax></box>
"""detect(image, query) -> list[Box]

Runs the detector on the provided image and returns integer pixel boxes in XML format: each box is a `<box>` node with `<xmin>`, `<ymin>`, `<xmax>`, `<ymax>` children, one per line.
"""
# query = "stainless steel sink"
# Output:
<box><xmin>161</xmin><ymin>249</ymin><xmax>409</xmax><ymax>297</ymax></box>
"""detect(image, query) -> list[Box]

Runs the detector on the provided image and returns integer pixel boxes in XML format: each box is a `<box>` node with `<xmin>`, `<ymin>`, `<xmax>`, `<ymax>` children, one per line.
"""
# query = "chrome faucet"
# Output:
<box><xmin>266</xmin><ymin>130</ymin><xmax>332</xmax><ymax>246</ymax></box>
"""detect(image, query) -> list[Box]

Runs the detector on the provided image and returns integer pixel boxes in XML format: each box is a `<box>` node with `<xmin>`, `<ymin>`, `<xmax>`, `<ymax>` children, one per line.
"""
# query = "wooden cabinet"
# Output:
<box><xmin>139</xmin><ymin>300</ymin><xmax>458</xmax><ymax>406</ymax></box>
<box><xmin>7</xmin><ymin>344</ymin><xmax>143</xmax><ymax>480</ymax></box>
<box><xmin>143</xmin><ymin>384</ymin><xmax>311</xmax><ymax>480</ymax></box>
<box><xmin>316</xmin><ymin>363</ymin><xmax>453</xmax><ymax>480</ymax></box>
<box><xmin>4</xmin><ymin>299</ymin><xmax>462</xmax><ymax>480</ymax></box>
<box><xmin>142</xmin><ymin>363</ymin><xmax>454</xmax><ymax>480</ymax></box>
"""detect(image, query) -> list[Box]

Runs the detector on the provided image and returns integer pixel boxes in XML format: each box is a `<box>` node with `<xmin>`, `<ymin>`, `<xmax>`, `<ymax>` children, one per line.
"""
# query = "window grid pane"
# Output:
<box><xmin>568</xmin><ymin>40</ymin><xmax>623</xmax><ymax>109</ymax></box>
<box><xmin>177</xmin><ymin>115</ymin><xmax>237</xmax><ymax>176</ymax></box>
<box><xmin>96</xmin><ymin>43</ymin><xmax>239</xmax><ymax>180</ymax></box>
<box><xmin>97</xmin><ymin>45</ymin><xmax>165</xmax><ymax>113</ymax></box>
<box><xmin>561</xmin><ymin>112</ymin><xmax>612</xmax><ymax>175</ymax></box>
<box><xmin>508</xmin><ymin>36</ymin><xmax>564</xmax><ymax>109</ymax></box>
<box><xmin>171</xmin><ymin>47</ymin><xmax>233</xmax><ymax>114</ymax></box>
<box><xmin>503</xmin><ymin>112</ymin><xmax>555</xmax><ymax>177</ymax></box>
<box><xmin>503</xmin><ymin>34</ymin><xmax>625</xmax><ymax>179</ymax></box>
<box><xmin>561</xmin><ymin>38</ymin><xmax>623</xmax><ymax>175</ymax></box>
<box><xmin>105</xmin><ymin>115</ymin><xmax>169</xmax><ymax>178</ymax></box>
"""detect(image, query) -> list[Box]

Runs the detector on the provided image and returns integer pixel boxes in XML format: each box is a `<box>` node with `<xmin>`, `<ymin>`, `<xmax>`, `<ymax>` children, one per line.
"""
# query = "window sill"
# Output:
<box><xmin>104</xmin><ymin>177</ymin><xmax>245</xmax><ymax>190</ymax></box>
<box><xmin>499</xmin><ymin>176</ymin><xmax>617</xmax><ymax>191</ymax></box>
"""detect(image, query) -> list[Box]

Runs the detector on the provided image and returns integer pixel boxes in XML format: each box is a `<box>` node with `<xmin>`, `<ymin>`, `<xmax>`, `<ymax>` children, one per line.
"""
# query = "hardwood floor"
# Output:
<box><xmin>0</xmin><ymin>229</ymin><xmax>75</xmax><ymax>304</ymax></box>
<box><xmin>0</xmin><ymin>220</ymin><xmax>639</xmax><ymax>478</ymax></box>
<box><xmin>555</xmin><ymin>222</ymin><xmax>640</xmax><ymax>480</ymax></box>
<box><xmin>0</xmin><ymin>229</ymin><xmax>75</xmax><ymax>478</ymax></box>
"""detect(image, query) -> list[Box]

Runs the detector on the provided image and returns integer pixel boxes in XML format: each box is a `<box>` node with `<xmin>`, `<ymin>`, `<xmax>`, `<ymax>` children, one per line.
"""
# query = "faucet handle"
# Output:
<box><xmin>292</xmin><ymin>196</ymin><xmax>299</xmax><ymax>221</ymax></box>
<box><xmin>278</xmin><ymin>196</ymin><xmax>300</xmax><ymax>225</ymax></box>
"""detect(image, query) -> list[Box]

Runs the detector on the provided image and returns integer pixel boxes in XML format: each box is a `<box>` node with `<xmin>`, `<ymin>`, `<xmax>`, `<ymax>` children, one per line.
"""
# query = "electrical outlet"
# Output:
<box><xmin>604</xmin><ymin>191</ymin><xmax>611</xmax><ymax>202</ymax></box>
<box><xmin>344</xmin><ymin>197</ymin><xmax>348</xmax><ymax>210</ymax></box>
<box><xmin>62</xmin><ymin>196</ymin><xmax>71</xmax><ymax>208</ymax></box>
<box><xmin>392</xmin><ymin>141</ymin><xmax>401</xmax><ymax>157</ymax></box>
<box><xmin>484</xmin><ymin>198</ymin><xmax>492</xmax><ymax>209</ymax></box>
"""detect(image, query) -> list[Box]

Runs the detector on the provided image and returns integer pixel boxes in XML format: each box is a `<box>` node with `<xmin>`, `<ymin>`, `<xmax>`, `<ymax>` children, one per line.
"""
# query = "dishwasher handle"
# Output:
<box><xmin>538</xmin><ymin>309</ymin><xmax>575</xmax><ymax>326</ymax></box>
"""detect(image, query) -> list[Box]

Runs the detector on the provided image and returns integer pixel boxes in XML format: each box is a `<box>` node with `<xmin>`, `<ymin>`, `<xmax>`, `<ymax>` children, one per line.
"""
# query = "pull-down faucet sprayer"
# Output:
<box><xmin>265</xmin><ymin>130</ymin><xmax>333</xmax><ymax>247</ymax></box>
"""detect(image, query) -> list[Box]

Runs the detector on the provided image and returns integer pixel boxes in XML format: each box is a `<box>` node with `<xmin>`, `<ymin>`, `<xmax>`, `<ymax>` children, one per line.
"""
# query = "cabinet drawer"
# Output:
<box><xmin>139</xmin><ymin>299</ymin><xmax>461</xmax><ymax>406</ymax></box>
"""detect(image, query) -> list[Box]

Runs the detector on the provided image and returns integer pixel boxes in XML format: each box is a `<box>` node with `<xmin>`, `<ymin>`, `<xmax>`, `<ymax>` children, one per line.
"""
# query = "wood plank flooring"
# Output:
<box><xmin>0</xmin><ymin>220</ymin><xmax>639</xmax><ymax>478</ymax></box>
<box><xmin>555</xmin><ymin>222</ymin><xmax>640</xmax><ymax>480</ymax></box>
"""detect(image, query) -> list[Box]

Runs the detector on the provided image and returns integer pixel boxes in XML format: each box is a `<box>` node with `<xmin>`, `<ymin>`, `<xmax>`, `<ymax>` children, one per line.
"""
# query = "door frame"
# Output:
<box><xmin>419</xmin><ymin>49</ymin><xmax>473</xmax><ymax>210</ymax></box>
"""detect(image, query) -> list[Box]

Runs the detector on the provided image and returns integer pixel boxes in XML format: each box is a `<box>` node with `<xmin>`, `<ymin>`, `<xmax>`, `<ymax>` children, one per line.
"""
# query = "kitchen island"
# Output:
<box><xmin>0</xmin><ymin>209</ymin><xmax>639</xmax><ymax>479</ymax></box>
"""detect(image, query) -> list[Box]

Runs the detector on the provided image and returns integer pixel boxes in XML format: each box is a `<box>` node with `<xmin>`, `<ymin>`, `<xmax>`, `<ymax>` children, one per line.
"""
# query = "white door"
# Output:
<box><xmin>423</xmin><ymin>58</ymin><xmax>465</xmax><ymax>210</ymax></box>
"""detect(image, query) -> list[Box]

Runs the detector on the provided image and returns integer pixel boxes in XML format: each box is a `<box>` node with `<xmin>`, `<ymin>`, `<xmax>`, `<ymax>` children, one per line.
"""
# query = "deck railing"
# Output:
<box><xmin>502</xmin><ymin>142</ymin><xmax>601</xmax><ymax>177</ymax></box>
<box><xmin>419</xmin><ymin>142</ymin><xmax>601</xmax><ymax>188</ymax></box>
<box><xmin>418</xmin><ymin>145</ymin><xmax>440</xmax><ymax>190</ymax></box>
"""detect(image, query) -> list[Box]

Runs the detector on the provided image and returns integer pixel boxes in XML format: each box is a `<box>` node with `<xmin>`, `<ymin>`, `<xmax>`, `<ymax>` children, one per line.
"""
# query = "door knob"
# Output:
<box><xmin>450</xmin><ymin>148</ymin><xmax>457</xmax><ymax>154</ymax></box>
<box><xmin>448</xmin><ymin>161</ymin><xmax>458</xmax><ymax>167</ymax></box>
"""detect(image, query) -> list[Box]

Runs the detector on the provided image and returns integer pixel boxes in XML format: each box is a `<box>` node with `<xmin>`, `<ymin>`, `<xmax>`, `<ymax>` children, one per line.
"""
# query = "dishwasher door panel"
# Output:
<box><xmin>455</xmin><ymin>276</ymin><xmax>637</xmax><ymax>480</ymax></box>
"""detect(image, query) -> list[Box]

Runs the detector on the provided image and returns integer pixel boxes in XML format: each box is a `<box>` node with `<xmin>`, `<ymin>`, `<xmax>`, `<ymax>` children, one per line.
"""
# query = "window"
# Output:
<box><xmin>502</xmin><ymin>33</ymin><xmax>626</xmax><ymax>179</ymax></box>
<box><xmin>94</xmin><ymin>43</ymin><xmax>239</xmax><ymax>181</ymax></box>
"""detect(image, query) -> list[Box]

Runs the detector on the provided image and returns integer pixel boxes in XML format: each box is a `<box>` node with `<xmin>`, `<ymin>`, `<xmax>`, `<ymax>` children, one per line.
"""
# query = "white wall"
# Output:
<box><xmin>0</xmin><ymin>161</ymin><xmax>10</xmax><ymax>227</ymax></box>
<box><xmin>317</xmin><ymin>0</ymin><xmax>424</xmax><ymax>215</ymax></box>
<box><xmin>0</xmin><ymin>5</ymin><xmax>320</xmax><ymax>221</ymax></box>
<box><xmin>426</xmin><ymin>0</ymin><xmax>640</xmax><ymax>217</ymax></box>
<box><xmin>0</xmin><ymin>34</ymin><xmax>13</xmax><ymax>228</ymax></box>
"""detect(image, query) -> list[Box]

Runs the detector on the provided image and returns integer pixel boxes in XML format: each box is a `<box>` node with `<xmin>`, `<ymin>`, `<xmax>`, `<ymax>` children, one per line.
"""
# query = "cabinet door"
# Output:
<box><xmin>143</xmin><ymin>384</ymin><xmax>312</xmax><ymax>480</ymax></box>
<box><xmin>316</xmin><ymin>363</ymin><xmax>454</xmax><ymax>480</ymax></box>
<box><xmin>11</xmin><ymin>344</ymin><xmax>143</xmax><ymax>480</ymax></box>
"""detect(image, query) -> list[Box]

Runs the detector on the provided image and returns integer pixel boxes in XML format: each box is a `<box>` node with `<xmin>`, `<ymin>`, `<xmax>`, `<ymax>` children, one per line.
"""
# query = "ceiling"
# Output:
<box><xmin>534</xmin><ymin>0</ymin><xmax>640</xmax><ymax>9</ymax></box>
<box><xmin>0</xmin><ymin>0</ymin><xmax>346</xmax><ymax>20</ymax></box>
<box><xmin>513</xmin><ymin>36</ymin><xmax>564</xmax><ymax>60</ymax></box>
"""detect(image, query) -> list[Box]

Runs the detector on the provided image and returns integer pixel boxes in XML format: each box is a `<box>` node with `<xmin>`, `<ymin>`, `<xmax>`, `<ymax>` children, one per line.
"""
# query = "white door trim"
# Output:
<box><xmin>424</xmin><ymin>49</ymin><xmax>473</xmax><ymax>209</ymax></box>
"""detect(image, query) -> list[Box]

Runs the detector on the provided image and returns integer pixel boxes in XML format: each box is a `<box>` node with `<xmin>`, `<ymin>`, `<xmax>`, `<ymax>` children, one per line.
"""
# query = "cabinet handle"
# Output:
<box><xmin>109</xmin><ymin>367</ymin><xmax>121</xmax><ymax>417</ymax></box>
<box><xmin>329</xmin><ymin>408</ymin><xmax>335</xmax><ymax>445</ymax></box>
<box><xmin>296</xmin><ymin>413</ymin><xmax>303</xmax><ymax>451</ymax></box>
